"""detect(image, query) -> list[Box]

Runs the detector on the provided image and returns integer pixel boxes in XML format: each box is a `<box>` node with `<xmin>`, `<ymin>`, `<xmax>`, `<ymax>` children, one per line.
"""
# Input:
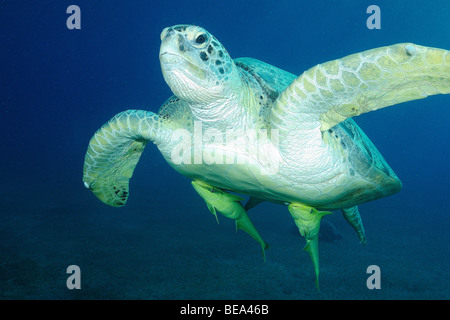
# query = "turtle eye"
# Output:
<box><xmin>195</xmin><ymin>34</ymin><xmax>207</xmax><ymax>45</ymax></box>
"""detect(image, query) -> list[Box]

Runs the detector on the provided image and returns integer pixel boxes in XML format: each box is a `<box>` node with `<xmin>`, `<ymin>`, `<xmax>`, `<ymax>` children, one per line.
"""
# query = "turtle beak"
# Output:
<box><xmin>159</xmin><ymin>31</ymin><xmax>183</xmax><ymax>65</ymax></box>
<box><xmin>160</xmin><ymin>51</ymin><xmax>182</xmax><ymax>65</ymax></box>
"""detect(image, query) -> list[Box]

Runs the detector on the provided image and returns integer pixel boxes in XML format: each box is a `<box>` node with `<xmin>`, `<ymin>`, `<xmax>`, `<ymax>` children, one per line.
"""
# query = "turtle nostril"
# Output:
<box><xmin>160</xmin><ymin>28</ymin><xmax>168</xmax><ymax>41</ymax></box>
<box><xmin>160</xmin><ymin>27</ymin><xmax>174</xmax><ymax>41</ymax></box>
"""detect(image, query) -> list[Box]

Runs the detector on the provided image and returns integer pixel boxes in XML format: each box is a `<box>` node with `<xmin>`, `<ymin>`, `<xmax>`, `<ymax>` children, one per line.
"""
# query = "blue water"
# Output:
<box><xmin>1</xmin><ymin>0</ymin><xmax>449</xmax><ymax>299</ymax></box>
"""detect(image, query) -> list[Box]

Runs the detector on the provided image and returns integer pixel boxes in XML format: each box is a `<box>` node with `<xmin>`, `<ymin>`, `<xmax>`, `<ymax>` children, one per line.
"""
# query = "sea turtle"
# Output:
<box><xmin>82</xmin><ymin>25</ymin><xmax>449</xmax><ymax>289</ymax></box>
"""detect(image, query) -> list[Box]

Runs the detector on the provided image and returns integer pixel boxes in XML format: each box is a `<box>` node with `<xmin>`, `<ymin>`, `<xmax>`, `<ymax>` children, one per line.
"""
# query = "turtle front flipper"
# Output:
<box><xmin>288</xmin><ymin>203</ymin><xmax>333</xmax><ymax>291</ymax></box>
<box><xmin>83</xmin><ymin>110</ymin><xmax>167</xmax><ymax>207</ymax></box>
<box><xmin>192</xmin><ymin>180</ymin><xmax>269</xmax><ymax>261</ymax></box>
<box><xmin>271</xmin><ymin>43</ymin><xmax>449</xmax><ymax>133</ymax></box>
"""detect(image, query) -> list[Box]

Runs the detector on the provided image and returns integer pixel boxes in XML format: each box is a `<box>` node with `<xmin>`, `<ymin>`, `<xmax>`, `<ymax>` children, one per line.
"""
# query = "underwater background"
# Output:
<box><xmin>1</xmin><ymin>0</ymin><xmax>449</xmax><ymax>300</ymax></box>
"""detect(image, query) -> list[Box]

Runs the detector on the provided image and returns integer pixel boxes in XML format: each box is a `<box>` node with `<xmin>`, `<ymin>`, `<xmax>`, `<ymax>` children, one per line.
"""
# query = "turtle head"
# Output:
<box><xmin>159</xmin><ymin>25</ymin><xmax>239</xmax><ymax>104</ymax></box>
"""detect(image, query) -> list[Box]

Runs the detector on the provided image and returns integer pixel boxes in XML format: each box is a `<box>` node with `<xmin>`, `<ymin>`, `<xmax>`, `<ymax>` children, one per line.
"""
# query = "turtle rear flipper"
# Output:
<box><xmin>83</xmin><ymin>110</ymin><xmax>166</xmax><ymax>207</ymax></box>
<box><xmin>342</xmin><ymin>206</ymin><xmax>366</xmax><ymax>244</ymax></box>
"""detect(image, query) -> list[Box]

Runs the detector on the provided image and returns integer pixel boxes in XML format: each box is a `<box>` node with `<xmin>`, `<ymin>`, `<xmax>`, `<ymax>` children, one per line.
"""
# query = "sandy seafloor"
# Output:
<box><xmin>1</xmin><ymin>159</ymin><xmax>448</xmax><ymax>300</ymax></box>
<box><xmin>1</xmin><ymin>0</ymin><xmax>449</xmax><ymax>300</ymax></box>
